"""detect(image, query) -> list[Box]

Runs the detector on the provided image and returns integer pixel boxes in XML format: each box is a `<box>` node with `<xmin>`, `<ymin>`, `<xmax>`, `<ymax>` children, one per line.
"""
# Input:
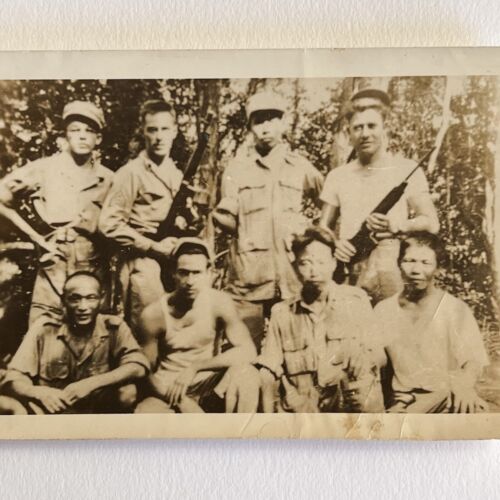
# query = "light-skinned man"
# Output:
<box><xmin>0</xmin><ymin>101</ymin><xmax>113</xmax><ymax>323</ymax></box>
<box><xmin>99</xmin><ymin>100</ymin><xmax>183</xmax><ymax>330</ymax></box>
<box><xmin>320</xmin><ymin>89</ymin><xmax>439</xmax><ymax>304</ymax></box>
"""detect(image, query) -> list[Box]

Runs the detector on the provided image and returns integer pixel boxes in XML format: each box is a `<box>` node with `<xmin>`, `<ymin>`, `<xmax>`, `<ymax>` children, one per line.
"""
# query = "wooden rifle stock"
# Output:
<box><xmin>153</xmin><ymin>114</ymin><xmax>213</xmax><ymax>241</ymax></box>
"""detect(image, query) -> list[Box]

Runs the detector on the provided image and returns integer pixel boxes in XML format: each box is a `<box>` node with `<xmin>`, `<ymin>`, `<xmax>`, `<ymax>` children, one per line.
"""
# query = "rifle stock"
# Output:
<box><xmin>153</xmin><ymin>114</ymin><xmax>213</xmax><ymax>241</ymax></box>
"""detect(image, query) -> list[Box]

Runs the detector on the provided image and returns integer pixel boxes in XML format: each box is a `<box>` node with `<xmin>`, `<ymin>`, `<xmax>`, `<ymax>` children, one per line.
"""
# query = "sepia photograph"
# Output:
<box><xmin>0</xmin><ymin>49</ymin><xmax>499</xmax><ymax>438</ymax></box>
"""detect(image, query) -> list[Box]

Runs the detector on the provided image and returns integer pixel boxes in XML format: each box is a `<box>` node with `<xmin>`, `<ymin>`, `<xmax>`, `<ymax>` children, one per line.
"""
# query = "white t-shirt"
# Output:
<box><xmin>320</xmin><ymin>153</ymin><xmax>430</xmax><ymax>240</ymax></box>
<box><xmin>375</xmin><ymin>291</ymin><xmax>489</xmax><ymax>393</ymax></box>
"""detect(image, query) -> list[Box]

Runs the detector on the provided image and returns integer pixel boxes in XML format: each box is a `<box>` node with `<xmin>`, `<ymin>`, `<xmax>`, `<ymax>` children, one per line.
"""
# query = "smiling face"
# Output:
<box><xmin>65</xmin><ymin>120</ymin><xmax>101</xmax><ymax>156</ymax></box>
<box><xmin>143</xmin><ymin>111</ymin><xmax>178</xmax><ymax>162</ymax></box>
<box><xmin>399</xmin><ymin>241</ymin><xmax>438</xmax><ymax>293</ymax></box>
<box><xmin>63</xmin><ymin>275</ymin><xmax>102</xmax><ymax>329</ymax></box>
<box><xmin>348</xmin><ymin>108</ymin><xmax>386</xmax><ymax>162</ymax></box>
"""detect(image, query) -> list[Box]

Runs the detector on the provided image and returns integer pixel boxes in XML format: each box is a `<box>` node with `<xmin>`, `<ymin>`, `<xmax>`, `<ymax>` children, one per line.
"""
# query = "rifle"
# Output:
<box><xmin>333</xmin><ymin>148</ymin><xmax>434</xmax><ymax>284</ymax></box>
<box><xmin>152</xmin><ymin>114</ymin><xmax>213</xmax><ymax>240</ymax></box>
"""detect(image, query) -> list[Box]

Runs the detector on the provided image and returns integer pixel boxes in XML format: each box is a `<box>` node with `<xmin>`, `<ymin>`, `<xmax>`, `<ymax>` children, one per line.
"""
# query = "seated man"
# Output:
<box><xmin>256</xmin><ymin>227</ymin><xmax>385</xmax><ymax>413</ymax></box>
<box><xmin>375</xmin><ymin>232</ymin><xmax>489</xmax><ymax>413</ymax></box>
<box><xmin>135</xmin><ymin>238</ymin><xmax>259</xmax><ymax>413</ymax></box>
<box><xmin>3</xmin><ymin>271</ymin><xmax>149</xmax><ymax>414</ymax></box>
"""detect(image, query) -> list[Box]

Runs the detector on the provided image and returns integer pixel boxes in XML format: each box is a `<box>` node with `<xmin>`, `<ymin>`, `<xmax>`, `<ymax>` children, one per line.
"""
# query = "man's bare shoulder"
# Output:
<box><xmin>139</xmin><ymin>297</ymin><xmax>166</xmax><ymax>334</ymax></box>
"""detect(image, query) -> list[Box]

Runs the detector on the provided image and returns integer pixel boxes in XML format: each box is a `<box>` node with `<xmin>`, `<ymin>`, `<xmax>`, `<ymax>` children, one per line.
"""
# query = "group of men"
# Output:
<box><xmin>0</xmin><ymin>86</ymin><xmax>490</xmax><ymax>415</ymax></box>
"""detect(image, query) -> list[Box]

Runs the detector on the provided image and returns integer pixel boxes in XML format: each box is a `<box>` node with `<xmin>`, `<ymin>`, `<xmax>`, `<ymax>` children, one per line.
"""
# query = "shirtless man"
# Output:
<box><xmin>135</xmin><ymin>238</ymin><xmax>259</xmax><ymax>413</ymax></box>
<box><xmin>376</xmin><ymin>232</ymin><xmax>489</xmax><ymax>413</ymax></box>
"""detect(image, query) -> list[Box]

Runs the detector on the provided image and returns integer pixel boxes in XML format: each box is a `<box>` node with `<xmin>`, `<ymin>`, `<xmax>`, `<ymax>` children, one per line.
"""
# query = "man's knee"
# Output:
<box><xmin>135</xmin><ymin>396</ymin><xmax>175</xmax><ymax>414</ymax></box>
<box><xmin>225</xmin><ymin>365</ymin><xmax>260</xmax><ymax>413</ymax></box>
<box><xmin>117</xmin><ymin>384</ymin><xmax>138</xmax><ymax>410</ymax></box>
<box><xmin>0</xmin><ymin>396</ymin><xmax>28</xmax><ymax>415</ymax></box>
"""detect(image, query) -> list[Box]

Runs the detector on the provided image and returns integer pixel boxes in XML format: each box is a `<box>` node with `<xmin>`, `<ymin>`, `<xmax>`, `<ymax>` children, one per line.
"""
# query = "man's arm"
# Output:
<box><xmin>98</xmin><ymin>168</ymin><xmax>175</xmax><ymax>256</ymax></box>
<box><xmin>191</xmin><ymin>291</ymin><xmax>257</xmax><ymax>373</ymax></box>
<box><xmin>136</xmin><ymin>301</ymin><xmax>165</xmax><ymax>369</ymax></box>
<box><xmin>62</xmin><ymin>363</ymin><xmax>146</xmax><ymax>405</ymax></box>
<box><xmin>402</xmin><ymin>191</ymin><xmax>440</xmax><ymax>234</ymax></box>
<box><xmin>0</xmin><ymin>171</ymin><xmax>63</xmax><ymax>256</ymax></box>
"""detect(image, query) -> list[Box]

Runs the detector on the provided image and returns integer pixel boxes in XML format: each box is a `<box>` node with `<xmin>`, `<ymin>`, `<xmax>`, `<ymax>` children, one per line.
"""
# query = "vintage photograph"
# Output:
<box><xmin>0</xmin><ymin>61</ymin><xmax>498</xmax><ymax>431</ymax></box>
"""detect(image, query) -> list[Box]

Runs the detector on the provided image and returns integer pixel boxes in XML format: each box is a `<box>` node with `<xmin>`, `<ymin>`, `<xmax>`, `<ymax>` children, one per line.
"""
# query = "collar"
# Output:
<box><xmin>139</xmin><ymin>150</ymin><xmax>176</xmax><ymax>172</ymax></box>
<box><xmin>56</xmin><ymin>315</ymin><xmax>110</xmax><ymax>341</ymax></box>
<box><xmin>295</xmin><ymin>282</ymin><xmax>339</xmax><ymax>315</ymax></box>
<box><xmin>253</xmin><ymin>142</ymin><xmax>289</xmax><ymax>170</ymax></box>
<box><xmin>60</xmin><ymin>151</ymin><xmax>107</xmax><ymax>189</ymax></box>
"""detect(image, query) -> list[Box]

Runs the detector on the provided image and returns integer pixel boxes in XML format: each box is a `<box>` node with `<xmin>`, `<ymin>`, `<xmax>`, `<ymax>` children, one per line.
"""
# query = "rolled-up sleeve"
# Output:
<box><xmin>98</xmin><ymin>167</ymin><xmax>155</xmax><ymax>252</ymax></box>
<box><xmin>112</xmin><ymin>322</ymin><xmax>150</xmax><ymax>373</ymax></box>
<box><xmin>0</xmin><ymin>161</ymin><xmax>43</xmax><ymax>205</ymax></box>
<box><xmin>4</xmin><ymin>327</ymin><xmax>41</xmax><ymax>384</ymax></box>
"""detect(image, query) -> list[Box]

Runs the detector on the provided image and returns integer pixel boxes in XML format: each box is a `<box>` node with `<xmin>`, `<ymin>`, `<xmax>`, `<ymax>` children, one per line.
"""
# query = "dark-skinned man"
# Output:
<box><xmin>320</xmin><ymin>89</ymin><xmax>439</xmax><ymax>304</ymax></box>
<box><xmin>256</xmin><ymin>226</ymin><xmax>385</xmax><ymax>413</ymax></box>
<box><xmin>376</xmin><ymin>232</ymin><xmax>490</xmax><ymax>413</ymax></box>
<box><xmin>2</xmin><ymin>271</ymin><xmax>149</xmax><ymax>414</ymax></box>
<box><xmin>213</xmin><ymin>90</ymin><xmax>324</xmax><ymax>351</ymax></box>
<box><xmin>135</xmin><ymin>238</ymin><xmax>259</xmax><ymax>413</ymax></box>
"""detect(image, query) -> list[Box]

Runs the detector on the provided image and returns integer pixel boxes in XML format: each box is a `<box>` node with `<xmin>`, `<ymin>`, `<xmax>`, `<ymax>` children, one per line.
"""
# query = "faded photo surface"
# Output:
<box><xmin>0</xmin><ymin>51</ymin><xmax>499</xmax><ymax>438</ymax></box>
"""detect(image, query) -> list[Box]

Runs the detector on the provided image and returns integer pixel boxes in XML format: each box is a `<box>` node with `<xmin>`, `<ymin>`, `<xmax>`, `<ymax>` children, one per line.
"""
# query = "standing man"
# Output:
<box><xmin>99</xmin><ymin>100</ymin><xmax>183</xmax><ymax>331</ymax></box>
<box><xmin>320</xmin><ymin>89</ymin><xmax>439</xmax><ymax>304</ymax></box>
<box><xmin>257</xmin><ymin>227</ymin><xmax>384</xmax><ymax>413</ymax></box>
<box><xmin>376</xmin><ymin>232</ymin><xmax>489</xmax><ymax>413</ymax></box>
<box><xmin>3</xmin><ymin>271</ymin><xmax>149</xmax><ymax>414</ymax></box>
<box><xmin>213</xmin><ymin>90</ymin><xmax>324</xmax><ymax>350</ymax></box>
<box><xmin>135</xmin><ymin>238</ymin><xmax>259</xmax><ymax>413</ymax></box>
<box><xmin>0</xmin><ymin>101</ymin><xmax>113</xmax><ymax>323</ymax></box>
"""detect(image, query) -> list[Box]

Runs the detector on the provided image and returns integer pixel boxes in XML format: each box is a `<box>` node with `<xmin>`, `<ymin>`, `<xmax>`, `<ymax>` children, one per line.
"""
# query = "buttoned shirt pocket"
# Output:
<box><xmin>279</xmin><ymin>177</ymin><xmax>303</xmax><ymax>213</ymax></box>
<box><xmin>40</xmin><ymin>359</ymin><xmax>70</xmax><ymax>386</ymax></box>
<box><xmin>282</xmin><ymin>326</ymin><xmax>315</xmax><ymax>376</ymax></box>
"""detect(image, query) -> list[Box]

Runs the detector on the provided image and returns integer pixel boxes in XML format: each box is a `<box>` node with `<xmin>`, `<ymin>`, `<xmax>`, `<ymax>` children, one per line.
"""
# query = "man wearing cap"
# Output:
<box><xmin>319</xmin><ymin>88</ymin><xmax>439</xmax><ymax>304</ymax></box>
<box><xmin>212</xmin><ymin>90</ymin><xmax>324</xmax><ymax>351</ymax></box>
<box><xmin>0</xmin><ymin>101</ymin><xmax>113</xmax><ymax>324</ymax></box>
<box><xmin>99</xmin><ymin>100</ymin><xmax>183</xmax><ymax>332</ymax></box>
<box><xmin>135</xmin><ymin>237</ymin><xmax>259</xmax><ymax>413</ymax></box>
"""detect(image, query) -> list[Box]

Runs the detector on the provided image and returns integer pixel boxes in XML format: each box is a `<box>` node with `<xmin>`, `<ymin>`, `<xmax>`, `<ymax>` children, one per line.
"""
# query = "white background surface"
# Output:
<box><xmin>1</xmin><ymin>1</ymin><xmax>500</xmax><ymax>498</ymax></box>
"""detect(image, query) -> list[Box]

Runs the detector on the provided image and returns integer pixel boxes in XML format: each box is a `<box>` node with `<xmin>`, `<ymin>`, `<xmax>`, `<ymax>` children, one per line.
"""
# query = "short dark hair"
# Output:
<box><xmin>398</xmin><ymin>231</ymin><xmax>447</xmax><ymax>268</ymax></box>
<box><xmin>63</xmin><ymin>270</ymin><xmax>103</xmax><ymax>293</ymax></box>
<box><xmin>140</xmin><ymin>100</ymin><xmax>176</xmax><ymax>124</ymax></box>
<box><xmin>173</xmin><ymin>244</ymin><xmax>210</xmax><ymax>268</ymax></box>
<box><xmin>291</xmin><ymin>226</ymin><xmax>336</xmax><ymax>259</ymax></box>
<box><xmin>344</xmin><ymin>101</ymin><xmax>389</xmax><ymax>123</ymax></box>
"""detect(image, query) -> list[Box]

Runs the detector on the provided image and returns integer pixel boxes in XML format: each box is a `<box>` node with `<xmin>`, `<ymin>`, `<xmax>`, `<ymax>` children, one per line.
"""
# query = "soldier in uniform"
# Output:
<box><xmin>319</xmin><ymin>89</ymin><xmax>440</xmax><ymax>304</ymax></box>
<box><xmin>98</xmin><ymin>100</ymin><xmax>183</xmax><ymax>332</ymax></box>
<box><xmin>256</xmin><ymin>227</ymin><xmax>384</xmax><ymax>413</ymax></box>
<box><xmin>2</xmin><ymin>271</ymin><xmax>149</xmax><ymax>414</ymax></box>
<box><xmin>212</xmin><ymin>90</ymin><xmax>324</xmax><ymax>351</ymax></box>
<box><xmin>0</xmin><ymin>101</ymin><xmax>113</xmax><ymax>324</ymax></box>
